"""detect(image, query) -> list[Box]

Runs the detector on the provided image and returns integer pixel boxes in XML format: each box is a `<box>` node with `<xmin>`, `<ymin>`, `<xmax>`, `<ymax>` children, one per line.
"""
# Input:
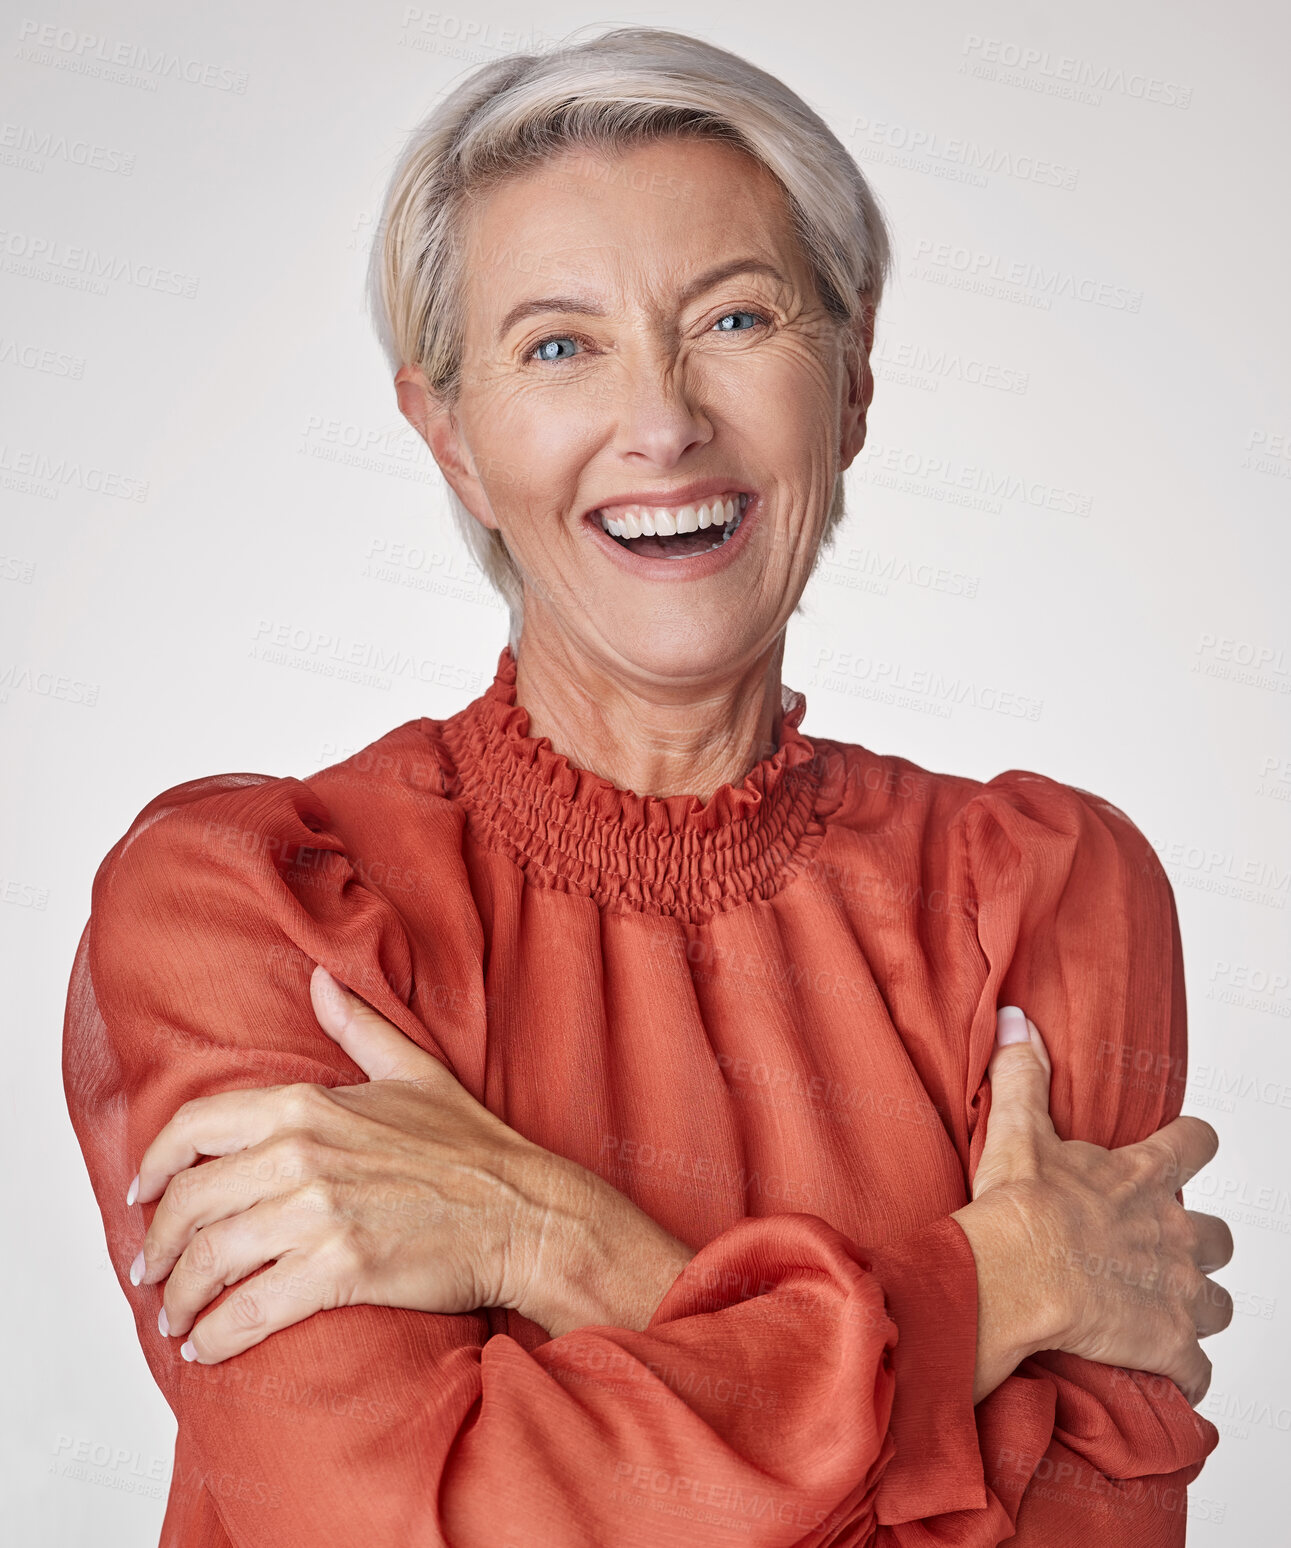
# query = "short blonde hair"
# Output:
<box><xmin>367</xmin><ymin>25</ymin><xmax>891</xmax><ymax>645</ymax></box>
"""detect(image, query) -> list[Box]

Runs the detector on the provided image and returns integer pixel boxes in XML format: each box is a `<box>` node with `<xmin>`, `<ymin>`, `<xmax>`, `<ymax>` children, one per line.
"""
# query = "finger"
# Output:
<box><xmin>140</xmin><ymin>1133</ymin><xmax>313</xmax><ymax>1285</ymax></box>
<box><xmin>1193</xmin><ymin>1276</ymin><xmax>1234</xmax><ymax>1339</ymax></box>
<box><xmin>984</xmin><ymin>1006</ymin><xmax>1054</xmax><ymax>1138</ymax></box>
<box><xmin>1170</xmin><ymin>1340</ymin><xmax>1213</xmax><ymax>1409</ymax></box>
<box><xmin>178</xmin><ymin>1248</ymin><xmax>338</xmax><ymax>1365</ymax></box>
<box><xmin>1187</xmin><ymin>1209</ymin><xmax>1235</xmax><ymax>1273</ymax></box>
<box><xmin>1135</xmin><ymin>1115</ymin><xmax>1220</xmax><ymax>1192</ymax></box>
<box><xmin>134</xmin><ymin>1086</ymin><xmax>300</xmax><ymax>1208</ymax></box>
<box><xmin>160</xmin><ymin>1196</ymin><xmax>319</xmax><ymax>1340</ymax></box>
<box><xmin>311</xmin><ymin>965</ymin><xmax>446</xmax><ymax>1084</ymax></box>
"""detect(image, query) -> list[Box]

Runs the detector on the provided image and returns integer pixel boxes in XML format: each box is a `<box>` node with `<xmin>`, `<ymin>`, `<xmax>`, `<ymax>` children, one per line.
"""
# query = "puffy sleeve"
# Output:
<box><xmin>949</xmin><ymin>769</ymin><xmax>1220</xmax><ymax>1545</ymax></box>
<box><xmin>61</xmin><ymin>771</ymin><xmax>997</xmax><ymax>1547</ymax></box>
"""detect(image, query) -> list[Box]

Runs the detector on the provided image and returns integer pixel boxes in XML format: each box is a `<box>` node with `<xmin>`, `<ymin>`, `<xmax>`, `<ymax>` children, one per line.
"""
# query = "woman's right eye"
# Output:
<box><xmin>530</xmin><ymin>336</ymin><xmax>581</xmax><ymax>363</ymax></box>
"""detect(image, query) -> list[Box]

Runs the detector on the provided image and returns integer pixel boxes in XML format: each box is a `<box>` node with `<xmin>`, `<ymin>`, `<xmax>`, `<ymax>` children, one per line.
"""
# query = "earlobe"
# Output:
<box><xmin>839</xmin><ymin>415</ymin><xmax>867</xmax><ymax>473</ymax></box>
<box><xmin>840</xmin><ymin>408</ymin><xmax>868</xmax><ymax>471</ymax></box>
<box><xmin>837</xmin><ymin>373</ymin><xmax>871</xmax><ymax>471</ymax></box>
<box><xmin>393</xmin><ymin>366</ymin><xmax>500</xmax><ymax>533</ymax></box>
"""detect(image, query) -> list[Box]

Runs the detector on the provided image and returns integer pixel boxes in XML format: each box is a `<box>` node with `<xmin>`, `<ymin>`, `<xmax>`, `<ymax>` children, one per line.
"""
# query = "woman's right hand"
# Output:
<box><xmin>951</xmin><ymin>1006</ymin><xmax>1233</xmax><ymax>1408</ymax></box>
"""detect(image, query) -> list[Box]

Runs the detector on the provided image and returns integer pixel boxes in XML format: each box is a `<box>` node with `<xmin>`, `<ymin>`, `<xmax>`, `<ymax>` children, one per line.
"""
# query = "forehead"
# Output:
<box><xmin>458</xmin><ymin>136</ymin><xmax>808</xmax><ymax>322</ymax></box>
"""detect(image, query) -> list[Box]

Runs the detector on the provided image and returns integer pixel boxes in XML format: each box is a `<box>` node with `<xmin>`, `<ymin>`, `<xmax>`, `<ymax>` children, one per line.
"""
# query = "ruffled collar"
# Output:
<box><xmin>439</xmin><ymin>646</ymin><xmax>830</xmax><ymax>921</ymax></box>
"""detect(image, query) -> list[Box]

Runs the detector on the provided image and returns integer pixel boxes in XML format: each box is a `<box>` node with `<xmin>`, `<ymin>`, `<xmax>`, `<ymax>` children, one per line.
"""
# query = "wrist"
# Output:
<box><xmin>510</xmin><ymin>1150</ymin><xmax>694</xmax><ymax>1337</ymax></box>
<box><xmin>951</xmin><ymin>1186</ymin><xmax>1066</xmax><ymax>1400</ymax></box>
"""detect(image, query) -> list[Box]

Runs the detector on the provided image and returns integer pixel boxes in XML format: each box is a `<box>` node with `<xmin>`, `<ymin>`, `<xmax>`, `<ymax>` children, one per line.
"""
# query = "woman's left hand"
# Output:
<box><xmin>128</xmin><ymin>966</ymin><xmax>650</xmax><ymax>1364</ymax></box>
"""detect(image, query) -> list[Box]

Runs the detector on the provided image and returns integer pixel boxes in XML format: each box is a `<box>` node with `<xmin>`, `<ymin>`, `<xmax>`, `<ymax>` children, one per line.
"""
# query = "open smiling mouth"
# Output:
<box><xmin>595</xmin><ymin>492</ymin><xmax>752</xmax><ymax>559</ymax></box>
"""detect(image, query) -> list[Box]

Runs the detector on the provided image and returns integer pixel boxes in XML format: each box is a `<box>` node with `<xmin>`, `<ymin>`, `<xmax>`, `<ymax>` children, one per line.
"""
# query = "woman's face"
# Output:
<box><xmin>401</xmin><ymin>134</ymin><xmax>873</xmax><ymax>687</ymax></box>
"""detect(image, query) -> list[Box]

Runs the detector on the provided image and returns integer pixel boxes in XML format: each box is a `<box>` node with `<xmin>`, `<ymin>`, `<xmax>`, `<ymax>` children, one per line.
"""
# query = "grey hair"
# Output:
<box><xmin>366</xmin><ymin>24</ymin><xmax>891</xmax><ymax>648</ymax></box>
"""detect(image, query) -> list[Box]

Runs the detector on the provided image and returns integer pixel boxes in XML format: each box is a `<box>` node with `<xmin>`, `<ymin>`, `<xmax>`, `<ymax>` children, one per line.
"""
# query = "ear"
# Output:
<box><xmin>837</xmin><ymin>294</ymin><xmax>876</xmax><ymax>472</ymax></box>
<box><xmin>395</xmin><ymin>364</ymin><xmax>500</xmax><ymax>533</ymax></box>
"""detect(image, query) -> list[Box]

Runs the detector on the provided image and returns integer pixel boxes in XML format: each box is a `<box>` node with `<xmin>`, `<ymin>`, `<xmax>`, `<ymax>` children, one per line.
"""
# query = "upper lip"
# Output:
<box><xmin>584</xmin><ymin>478</ymin><xmax>753</xmax><ymax>519</ymax></box>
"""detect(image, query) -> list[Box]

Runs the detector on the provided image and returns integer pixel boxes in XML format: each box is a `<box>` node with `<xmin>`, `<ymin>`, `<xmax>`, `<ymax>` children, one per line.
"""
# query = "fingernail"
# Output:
<box><xmin>129</xmin><ymin>1250</ymin><xmax>145</xmax><ymax>1286</ymax></box>
<box><xmin>126</xmin><ymin>1174</ymin><xmax>138</xmax><ymax>1207</ymax></box>
<box><xmin>180</xmin><ymin>1341</ymin><xmax>196</xmax><ymax>1362</ymax></box>
<box><xmin>313</xmin><ymin>965</ymin><xmax>353</xmax><ymax>1021</ymax></box>
<box><xmin>997</xmin><ymin>1006</ymin><xmax>1030</xmax><ymax>1046</ymax></box>
<box><xmin>158</xmin><ymin>1306</ymin><xmax>169</xmax><ymax>1336</ymax></box>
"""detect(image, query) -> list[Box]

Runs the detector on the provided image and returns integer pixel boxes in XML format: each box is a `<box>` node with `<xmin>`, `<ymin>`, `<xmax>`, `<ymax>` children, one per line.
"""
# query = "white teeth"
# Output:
<box><xmin>597</xmin><ymin>491</ymin><xmax>750</xmax><ymax>544</ymax></box>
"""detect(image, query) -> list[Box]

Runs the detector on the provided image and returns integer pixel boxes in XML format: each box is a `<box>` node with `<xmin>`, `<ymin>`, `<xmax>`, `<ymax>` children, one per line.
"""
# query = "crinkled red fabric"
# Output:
<box><xmin>63</xmin><ymin>647</ymin><xmax>1216</xmax><ymax>1546</ymax></box>
<box><xmin>439</xmin><ymin>647</ymin><xmax>830</xmax><ymax>922</ymax></box>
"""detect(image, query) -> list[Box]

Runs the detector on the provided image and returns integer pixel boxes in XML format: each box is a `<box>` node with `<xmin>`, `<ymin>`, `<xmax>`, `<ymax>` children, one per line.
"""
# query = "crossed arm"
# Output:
<box><xmin>129</xmin><ymin>963</ymin><xmax>697</xmax><ymax>1354</ymax></box>
<box><xmin>130</xmin><ymin>971</ymin><xmax>1228</xmax><ymax>1413</ymax></box>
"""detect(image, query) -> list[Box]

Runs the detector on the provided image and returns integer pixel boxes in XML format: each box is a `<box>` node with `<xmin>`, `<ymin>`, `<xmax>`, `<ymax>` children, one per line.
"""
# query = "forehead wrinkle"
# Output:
<box><xmin>465</xmin><ymin>139</ymin><xmax>810</xmax><ymax>333</ymax></box>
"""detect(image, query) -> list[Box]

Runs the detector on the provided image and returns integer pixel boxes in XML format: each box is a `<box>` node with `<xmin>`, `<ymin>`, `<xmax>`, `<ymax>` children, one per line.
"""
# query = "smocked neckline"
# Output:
<box><xmin>437</xmin><ymin>646</ymin><xmax>830</xmax><ymax>922</ymax></box>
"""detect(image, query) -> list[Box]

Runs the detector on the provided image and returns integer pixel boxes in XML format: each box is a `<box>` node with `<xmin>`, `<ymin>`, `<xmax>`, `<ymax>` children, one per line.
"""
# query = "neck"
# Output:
<box><xmin>512</xmin><ymin>623</ymin><xmax>787</xmax><ymax>802</ymax></box>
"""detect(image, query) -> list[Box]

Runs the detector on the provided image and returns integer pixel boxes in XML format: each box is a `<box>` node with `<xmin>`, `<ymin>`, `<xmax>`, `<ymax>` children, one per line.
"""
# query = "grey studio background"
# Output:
<box><xmin>2</xmin><ymin>1</ymin><xmax>1288</xmax><ymax>1542</ymax></box>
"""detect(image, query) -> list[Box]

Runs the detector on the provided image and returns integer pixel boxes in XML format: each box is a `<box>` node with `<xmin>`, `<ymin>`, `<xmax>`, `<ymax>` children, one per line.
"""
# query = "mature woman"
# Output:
<box><xmin>64</xmin><ymin>26</ymin><xmax>1231</xmax><ymax>1548</ymax></box>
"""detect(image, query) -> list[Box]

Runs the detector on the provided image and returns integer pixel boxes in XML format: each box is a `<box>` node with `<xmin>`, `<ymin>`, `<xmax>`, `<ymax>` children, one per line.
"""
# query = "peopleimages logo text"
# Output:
<box><xmin>911</xmin><ymin>239</ymin><xmax>1142</xmax><ymax>313</ymax></box>
<box><xmin>15</xmin><ymin>19</ymin><xmax>249</xmax><ymax>93</ymax></box>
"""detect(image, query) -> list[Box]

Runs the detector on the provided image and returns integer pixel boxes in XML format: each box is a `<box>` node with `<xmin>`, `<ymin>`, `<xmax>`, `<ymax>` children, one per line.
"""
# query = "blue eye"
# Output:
<box><xmin>713</xmin><ymin>311</ymin><xmax>763</xmax><ymax>333</ymax></box>
<box><xmin>531</xmin><ymin>336</ymin><xmax>580</xmax><ymax>362</ymax></box>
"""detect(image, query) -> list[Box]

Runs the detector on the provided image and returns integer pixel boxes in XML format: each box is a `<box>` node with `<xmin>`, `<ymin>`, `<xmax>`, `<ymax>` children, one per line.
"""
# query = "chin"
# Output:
<box><xmin>596</xmin><ymin>613</ymin><xmax>760</xmax><ymax>685</ymax></box>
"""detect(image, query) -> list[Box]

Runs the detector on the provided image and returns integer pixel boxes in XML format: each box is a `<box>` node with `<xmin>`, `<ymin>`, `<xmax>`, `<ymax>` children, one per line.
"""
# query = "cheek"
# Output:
<box><xmin>472</xmin><ymin>389</ymin><xmax>590</xmax><ymax>518</ymax></box>
<box><xmin>510</xmin><ymin>380</ymin><xmax>606</xmax><ymax>457</ymax></box>
<box><xmin>716</xmin><ymin>341</ymin><xmax>840</xmax><ymax>456</ymax></box>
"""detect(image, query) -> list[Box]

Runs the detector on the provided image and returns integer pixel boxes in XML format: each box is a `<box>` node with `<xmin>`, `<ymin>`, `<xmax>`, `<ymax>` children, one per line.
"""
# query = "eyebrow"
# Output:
<box><xmin>495</xmin><ymin>258</ymin><xmax>790</xmax><ymax>343</ymax></box>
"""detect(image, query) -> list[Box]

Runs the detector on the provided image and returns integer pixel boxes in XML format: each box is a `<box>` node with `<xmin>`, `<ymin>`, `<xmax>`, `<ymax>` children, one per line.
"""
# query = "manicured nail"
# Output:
<box><xmin>180</xmin><ymin>1341</ymin><xmax>196</xmax><ymax>1362</ymax></box>
<box><xmin>997</xmin><ymin>1006</ymin><xmax>1030</xmax><ymax>1046</ymax></box>
<box><xmin>313</xmin><ymin>965</ymin><xmax>350</xmax><ymax>1009</ymax></box>
<box><xmin>129</xmin><ymin>1250</ymin><xmax>145</xmax><ymax>1286</ymax></box>
<box><xmin>126</xmin><ymin>1174</ymin><xmax>138</xmax><ymax>1207</ymax></box>
<box><xmin>158</xmin><ymin>1306</ymin><xmax>169</xmax><ymax>1336</ymax></box>
<box><xmin>312</xmin><ymin>965</ymin><xmax>357</xmax><ymax>1032</ymax></box>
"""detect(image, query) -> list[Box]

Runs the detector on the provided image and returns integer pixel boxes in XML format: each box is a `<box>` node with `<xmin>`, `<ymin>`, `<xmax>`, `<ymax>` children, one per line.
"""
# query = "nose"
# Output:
<box><xmin>611</xmin><ymin>346</ymin><xmax>714</xmax><ymax>469</ymax></box>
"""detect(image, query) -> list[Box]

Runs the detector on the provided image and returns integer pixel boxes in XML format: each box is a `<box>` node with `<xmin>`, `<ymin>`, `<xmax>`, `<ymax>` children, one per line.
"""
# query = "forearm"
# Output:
<box><xmin>520</xmin><ymin>1149</ymin><xmax>1049</xmax><ymax>1390</ymax></box>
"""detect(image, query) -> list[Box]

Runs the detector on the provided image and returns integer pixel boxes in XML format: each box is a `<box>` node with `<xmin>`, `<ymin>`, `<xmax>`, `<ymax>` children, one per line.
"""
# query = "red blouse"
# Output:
<box><xmin>63</xmin><ymin>645</ymin><xmax>1217</xmax><ymax>1546</ymax></box>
